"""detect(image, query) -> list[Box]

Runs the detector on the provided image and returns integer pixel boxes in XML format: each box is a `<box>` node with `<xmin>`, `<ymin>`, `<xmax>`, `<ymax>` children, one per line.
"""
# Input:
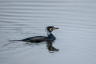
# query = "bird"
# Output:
<box><xmin>20</xmin><ymin>26</ymin><xmax>59</xmax><ymax>43</ymax></box>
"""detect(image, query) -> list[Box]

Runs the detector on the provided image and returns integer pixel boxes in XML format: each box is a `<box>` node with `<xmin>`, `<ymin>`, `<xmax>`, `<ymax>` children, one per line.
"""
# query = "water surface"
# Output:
<box><xmin>0</xmin><ymin>0</ymin><xmax>96</xmax><ymax>64</ymax></box>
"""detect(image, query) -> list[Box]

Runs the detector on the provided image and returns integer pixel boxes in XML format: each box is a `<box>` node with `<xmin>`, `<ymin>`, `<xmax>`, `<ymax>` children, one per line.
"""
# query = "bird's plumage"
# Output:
<box><xmin>13</xmin><ymin>26</ymin><xmax>58</xmax><ymax>43</ymax></box>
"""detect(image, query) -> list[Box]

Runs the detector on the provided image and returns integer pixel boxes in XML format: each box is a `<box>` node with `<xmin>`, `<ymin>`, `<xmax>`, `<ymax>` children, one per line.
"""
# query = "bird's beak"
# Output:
<box><xmin>54</xmin><ymin>27</ymin><xmax>59</xmax><ymax>29</ymax></box>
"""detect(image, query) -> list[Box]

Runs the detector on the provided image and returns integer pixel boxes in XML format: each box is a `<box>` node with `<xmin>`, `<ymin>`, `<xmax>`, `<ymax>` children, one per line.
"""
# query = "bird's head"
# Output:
<box><xmin>46</xmin><ymin>26</ymin><xmax>59</xmax><ymax>32</ymax></box>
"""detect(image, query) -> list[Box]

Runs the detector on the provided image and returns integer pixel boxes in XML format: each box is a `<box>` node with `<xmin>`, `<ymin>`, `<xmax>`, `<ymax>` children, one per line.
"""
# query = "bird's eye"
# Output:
<box><xmin>50</xmin><ymin>28</ymin><xmax>54</xmax><ymax>31</ymax></box>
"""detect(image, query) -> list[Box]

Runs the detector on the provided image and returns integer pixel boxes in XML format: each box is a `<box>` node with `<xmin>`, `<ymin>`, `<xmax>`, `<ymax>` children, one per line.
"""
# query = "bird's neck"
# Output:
<box><xmin>47</xmin><ymin>32</ymin><xmax>56</xmax><ymax>40</ymax></box>
<box><xmin>47</xmin><ymin>31</ymin><xmax>52</xmax><ymax>36</ymax></box>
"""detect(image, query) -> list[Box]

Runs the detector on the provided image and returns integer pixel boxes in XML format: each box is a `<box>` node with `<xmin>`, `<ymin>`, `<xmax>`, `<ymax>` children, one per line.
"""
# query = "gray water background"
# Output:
<box><xmin>0</xmin><ymin>0</ymin><xmax>96</xmax><ymax>64</ymax></box>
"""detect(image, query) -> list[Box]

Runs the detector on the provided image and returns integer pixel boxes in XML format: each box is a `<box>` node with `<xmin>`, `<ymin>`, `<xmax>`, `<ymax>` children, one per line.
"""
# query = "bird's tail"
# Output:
<box><xmin>9</xmin><ymin>40</ymin><xmax>22</xmax><ymax>42</ymax></box>
<box><xmin>2</xmin><ymin>40</ymin><xmax>23</xmax><ymax>46</ymax></box>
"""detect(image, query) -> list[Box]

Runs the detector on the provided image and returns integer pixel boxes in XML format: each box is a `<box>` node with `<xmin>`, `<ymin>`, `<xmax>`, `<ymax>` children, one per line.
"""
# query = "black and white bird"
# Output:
<box><xmin>20</xmin><ymin>26</ymin><xmax>59</xmax><ymax>43</ymax></box>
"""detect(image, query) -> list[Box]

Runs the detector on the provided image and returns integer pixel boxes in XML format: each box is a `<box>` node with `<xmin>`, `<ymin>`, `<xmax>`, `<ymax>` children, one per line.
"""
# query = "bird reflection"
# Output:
<box><xmin>25</xmin><ymin>41</ymin><xmax>59</xmax><ymax>53</ymax></box>
<box><xmin>46</xmin><ymin>41</ymin><xmax>59</xmax><ymax>52</ymax></box>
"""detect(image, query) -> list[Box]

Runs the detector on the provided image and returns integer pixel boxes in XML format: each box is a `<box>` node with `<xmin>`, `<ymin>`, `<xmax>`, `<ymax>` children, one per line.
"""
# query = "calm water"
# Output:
<box><xmin>0</xmin><ymin>0</ymin><xmax>96</xmax><ymax>64</ymax></box>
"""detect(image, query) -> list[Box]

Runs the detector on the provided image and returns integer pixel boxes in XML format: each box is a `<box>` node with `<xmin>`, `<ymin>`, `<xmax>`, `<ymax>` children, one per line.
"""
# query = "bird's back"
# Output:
<box><xmin>22</xmin><ymin>36</ymin><xmax>47</xmax><ymax>42</ymax></box>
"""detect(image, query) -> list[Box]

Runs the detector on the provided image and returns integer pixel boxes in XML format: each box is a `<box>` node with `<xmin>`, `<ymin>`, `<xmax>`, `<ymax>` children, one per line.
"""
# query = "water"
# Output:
<box><xmin>0</xmin><ymin>0</ymin><xmax>96</xmax><ymax>64</ymax></box>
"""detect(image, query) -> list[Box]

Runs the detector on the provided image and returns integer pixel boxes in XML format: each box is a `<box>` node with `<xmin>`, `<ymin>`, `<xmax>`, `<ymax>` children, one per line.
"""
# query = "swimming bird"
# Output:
<box><xmin>21</xmin><ymin>26</ymin><xmax>59</xmax><ymax>43</ymax></box>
